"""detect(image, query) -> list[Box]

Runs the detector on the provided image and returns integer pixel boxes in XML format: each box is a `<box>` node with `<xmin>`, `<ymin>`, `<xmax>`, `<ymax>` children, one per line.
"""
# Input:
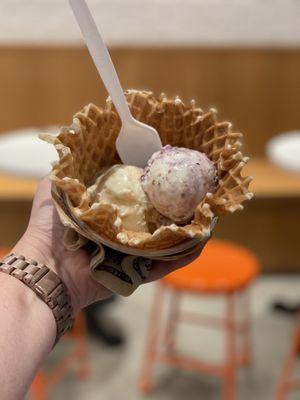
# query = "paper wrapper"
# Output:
<box><xmin>42</xmin><ymin>90</ymin><xmax>253</xmax><ymax>296</ymax></box>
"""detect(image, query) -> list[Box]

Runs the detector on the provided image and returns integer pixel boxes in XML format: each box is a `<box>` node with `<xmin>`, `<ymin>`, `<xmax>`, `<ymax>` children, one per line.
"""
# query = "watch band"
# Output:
<box><xmin>0</xmin><ymin>253</ymin><xmax>74</xmax><ymax>344</ymax></box>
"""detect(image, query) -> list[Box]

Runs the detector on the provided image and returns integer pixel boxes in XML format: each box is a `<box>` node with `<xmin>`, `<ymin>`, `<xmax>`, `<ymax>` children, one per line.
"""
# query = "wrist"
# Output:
<box><xmin>13</xmin><ymin>231</ymin><xmax>80</xmax><ymax>314</ymax></box>
<box><xmin>0</xmin><ymin>272</ymin><xmax>56</xmax><ymax>398</ymax></box>
<box><xmin>0</xmin><ymin>271</ymin><xmax>56</xmax><ymax>347</ymax></box>
<box><xmin>12</xmin><ymin>223</ymin><xmax>112</xmax><ymax>314</ymax></box>
<box><xmin>14</xmin><ymin>228</ymin><xmax>64</xmax><ymax>275</ymax></box>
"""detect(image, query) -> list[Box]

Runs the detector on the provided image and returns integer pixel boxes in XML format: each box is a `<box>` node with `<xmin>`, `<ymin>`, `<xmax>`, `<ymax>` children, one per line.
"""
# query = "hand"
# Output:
<box><xmin>14</xmin><ymin>177</ymin><xmax>202</xmax><ymax>314</ymax></box>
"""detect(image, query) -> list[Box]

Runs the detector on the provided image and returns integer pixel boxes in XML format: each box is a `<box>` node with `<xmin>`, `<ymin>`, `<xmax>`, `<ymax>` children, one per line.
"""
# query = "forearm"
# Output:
<box><xmin>0</xmin><ymin>272</ymin><xmax>56</xmax><ymax>400</ymax></box>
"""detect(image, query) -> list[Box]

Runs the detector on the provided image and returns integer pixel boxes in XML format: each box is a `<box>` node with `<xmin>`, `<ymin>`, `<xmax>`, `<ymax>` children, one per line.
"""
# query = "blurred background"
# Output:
<box><xmin>1</xmin><ymin>1</ymin><xmax>300</xmax><ymax>399</ymax></box>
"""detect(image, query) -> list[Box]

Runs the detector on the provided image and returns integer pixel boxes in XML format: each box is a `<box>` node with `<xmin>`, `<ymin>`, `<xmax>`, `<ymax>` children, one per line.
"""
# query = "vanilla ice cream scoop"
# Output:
<box><xmin>141</xmin><ymin>145</ymin><xmax>218</xmax><ymax>224</ymax></box>
<box><xmin>91</xmin><ymin>165</ymin><xmax>153</xmax><ymax>232</ymax></box>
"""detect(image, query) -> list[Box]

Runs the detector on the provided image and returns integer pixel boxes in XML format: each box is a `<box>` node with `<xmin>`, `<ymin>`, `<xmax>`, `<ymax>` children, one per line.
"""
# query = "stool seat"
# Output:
<box><xmin>163</xmin><ymin>239</ymin><xmax>259</xmax><ymax>293</ymax></box>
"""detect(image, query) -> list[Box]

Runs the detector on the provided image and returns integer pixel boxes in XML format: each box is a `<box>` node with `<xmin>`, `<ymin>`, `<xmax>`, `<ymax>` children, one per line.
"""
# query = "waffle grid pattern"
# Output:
<box><xmin>42</xmin><ymin>90</ymin><xmax>253</xmax><ymax>250</ymax></box>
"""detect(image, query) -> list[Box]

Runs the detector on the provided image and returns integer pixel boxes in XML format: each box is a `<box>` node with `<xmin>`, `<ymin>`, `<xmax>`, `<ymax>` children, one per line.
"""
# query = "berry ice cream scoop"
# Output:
<box><xmin>141</xmin><ymin>145</ymin><xmax>218</xmax><ymax>224</ymax></box>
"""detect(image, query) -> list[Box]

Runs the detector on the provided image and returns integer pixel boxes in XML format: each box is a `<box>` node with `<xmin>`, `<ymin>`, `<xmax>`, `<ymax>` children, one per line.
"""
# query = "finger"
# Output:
<box><xmin>36</xmin><ymin>175</ymin><xmax>52</xmax><ymax>199</ymax></box>
<box><xmin>27</xmin><ymin>177</ymin><xmax>55</xmax><ymax>228</ymax></box>
<box><xmin>31</xmin><ymin>176</ymin><xmax>52</xmax><ymax>212</ymax></box>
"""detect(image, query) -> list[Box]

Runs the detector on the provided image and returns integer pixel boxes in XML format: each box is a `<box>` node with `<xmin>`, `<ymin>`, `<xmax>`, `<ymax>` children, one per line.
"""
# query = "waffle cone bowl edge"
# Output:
<box><xmin>41</xmin><ymin>90</ymin><xmax>253</xmax><ymax>296</ymax></box>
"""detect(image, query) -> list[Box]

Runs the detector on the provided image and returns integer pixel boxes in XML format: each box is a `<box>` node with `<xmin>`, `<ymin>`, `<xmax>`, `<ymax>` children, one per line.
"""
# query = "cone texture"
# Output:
<box><xmin>42</xmin><ymin>90</ymin><xmax>253</xmax><ymax>251</ymax></box>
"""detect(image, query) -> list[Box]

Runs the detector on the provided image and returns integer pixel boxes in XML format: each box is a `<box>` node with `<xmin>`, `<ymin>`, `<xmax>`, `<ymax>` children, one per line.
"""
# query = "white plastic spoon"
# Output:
<box><xmin>69</xmin><ymin>0</ymin><xmax>162</xmax><ymax>167</ymax></box>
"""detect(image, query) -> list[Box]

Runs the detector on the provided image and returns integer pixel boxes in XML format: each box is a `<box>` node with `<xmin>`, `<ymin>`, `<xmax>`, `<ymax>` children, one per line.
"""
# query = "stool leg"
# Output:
<box><xmin>223</xmin><ymin>293</ymin><xmax>237</xmax><ymax>400</ymax></box>
<box><xmin>139</xmin><ymin>284</ymin><xmax>165</xmax><ymax>394</ymax></box>
<box><xmin>242</xmin><ymin>289</ymin><xmax>252</xmax><ymax>366</ymax></box>
<box><xmin>276</xmin><ymin>321</ymin><xmax>300</xmax><ymax>400</ymax></box>
<box><xmin>30</xmin><ymin>371</ymin><xmax>47</xmax><ymax>400</ymax></box>
<box><xmin>164</xmin><ymin>289</ymin><xmax>181</xmax><ymax>355</ymax></box>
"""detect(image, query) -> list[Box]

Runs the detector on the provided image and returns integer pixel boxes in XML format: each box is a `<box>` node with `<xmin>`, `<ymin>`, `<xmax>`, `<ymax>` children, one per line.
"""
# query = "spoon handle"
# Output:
<box><xmin>69</xmin><ymin>0</ymin><xmax>133</xmax><ymax>123</ymax></box>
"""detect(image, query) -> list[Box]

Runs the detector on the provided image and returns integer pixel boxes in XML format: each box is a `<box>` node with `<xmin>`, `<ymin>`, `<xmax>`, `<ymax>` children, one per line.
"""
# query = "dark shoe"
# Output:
<box><xmin>272</xmin><ymin>300</ymin><xmax>300</xmax><ymax>315</ymax></box>
<box><xmin>85</xmin><ymin>303</ymin><xmax>125</xmax><ymax>347</ymax></box>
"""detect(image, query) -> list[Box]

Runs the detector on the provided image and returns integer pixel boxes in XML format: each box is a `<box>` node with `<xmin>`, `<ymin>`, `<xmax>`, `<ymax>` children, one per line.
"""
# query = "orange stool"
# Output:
<box><xmin>0</xmin><ymin>247</ymin><xmax>9</xmax><ymax>259</ymax></box>
<box><xmin>139</xmin><ymin>239</ymin><xmax>260</xmax><ymax>400</ymax></box>
<box><xmin>276</xmin><ymin>314</ymin><xmax>300</xmax><ymax>399</ymax></box>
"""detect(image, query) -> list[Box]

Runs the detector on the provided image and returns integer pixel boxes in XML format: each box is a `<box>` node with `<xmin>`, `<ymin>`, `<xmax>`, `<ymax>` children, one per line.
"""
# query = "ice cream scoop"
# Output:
<box><xmin>90</xmin><ymin>165</ymin><xmax>154</xmax><ymax>232</ymax></box>
<box><xmin>141</xmin><ymin>145</ymin><xmax>218</xmax><ymax>224</ymax></box>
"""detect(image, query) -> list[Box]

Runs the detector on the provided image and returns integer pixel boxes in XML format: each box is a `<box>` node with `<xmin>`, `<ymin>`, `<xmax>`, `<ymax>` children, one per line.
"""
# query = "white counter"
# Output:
<box><xmin>1</xmin><ymin>0</ymin><xmax>300</xmax><ymax>48</ymax></box>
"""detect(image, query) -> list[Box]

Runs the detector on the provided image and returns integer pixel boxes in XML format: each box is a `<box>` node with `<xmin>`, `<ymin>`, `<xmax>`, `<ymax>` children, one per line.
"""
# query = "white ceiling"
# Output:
<box><xmin>0</xmin><ymin>0</ymin><xmax>300</xmax><ymax>47</ymax></box>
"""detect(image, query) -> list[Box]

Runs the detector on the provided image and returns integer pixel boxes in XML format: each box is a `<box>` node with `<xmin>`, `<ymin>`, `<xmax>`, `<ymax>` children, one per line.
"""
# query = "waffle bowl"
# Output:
<box><xmin>41</xmin><ymin>90</ymin><xmax>253</xmax><ymax>296</ymax></box>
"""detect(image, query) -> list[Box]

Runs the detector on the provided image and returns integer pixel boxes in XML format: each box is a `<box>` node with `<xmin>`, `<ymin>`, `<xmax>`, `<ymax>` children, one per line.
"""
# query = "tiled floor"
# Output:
<box><xmin>36</xmin><ymin>276</ymin><xmax>300</xmax><ymax>400</ymax></box>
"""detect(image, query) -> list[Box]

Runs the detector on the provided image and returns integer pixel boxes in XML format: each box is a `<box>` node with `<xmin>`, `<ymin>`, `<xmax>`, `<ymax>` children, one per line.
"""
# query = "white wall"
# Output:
<box><xmin>0</xmin><ymin>0</ymin><xmax>300</xmax><ymax>47</ymax></box>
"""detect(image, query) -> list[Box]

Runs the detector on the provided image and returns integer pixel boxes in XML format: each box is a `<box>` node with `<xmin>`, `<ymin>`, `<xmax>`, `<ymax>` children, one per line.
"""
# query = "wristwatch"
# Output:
<box><xmin>0</xmin><ymin>253</ymin><xmax>74</xmax><ymax>344</ymax></box>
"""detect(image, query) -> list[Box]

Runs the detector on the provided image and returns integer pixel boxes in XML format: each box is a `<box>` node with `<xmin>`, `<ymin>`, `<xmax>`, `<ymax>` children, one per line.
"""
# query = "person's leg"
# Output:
<box><xmin>85</xmin><ymin>297</ymin><xmax>125</xmax><ymax>346</ymax></box>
